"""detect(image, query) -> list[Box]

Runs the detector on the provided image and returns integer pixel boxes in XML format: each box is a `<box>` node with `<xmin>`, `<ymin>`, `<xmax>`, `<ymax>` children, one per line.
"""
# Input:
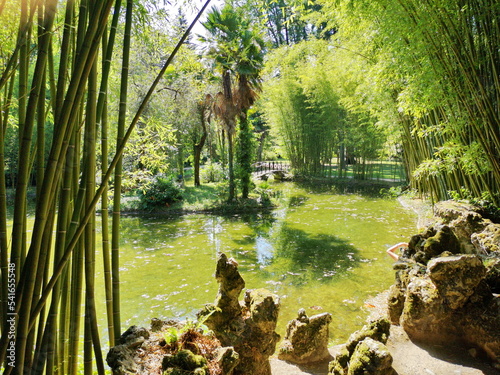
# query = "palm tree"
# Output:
<box><xmin>201</xmin><ymin>4</ymin><xmax>265</xmax><ymax>200</ymax></box>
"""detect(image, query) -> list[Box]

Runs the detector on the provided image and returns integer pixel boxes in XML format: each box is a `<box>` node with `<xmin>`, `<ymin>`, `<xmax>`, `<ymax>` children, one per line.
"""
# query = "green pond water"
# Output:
<box><xmin>93</xmin><ymin>182</ymin><xmax>417</xmax><ymax>344</ymax></box>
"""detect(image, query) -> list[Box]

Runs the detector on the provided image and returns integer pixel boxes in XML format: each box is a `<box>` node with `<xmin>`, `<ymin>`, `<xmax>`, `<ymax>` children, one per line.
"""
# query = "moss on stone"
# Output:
<box><xmin>345</xmin><ymin>318</ymin><xmax>390</xmax><ymax>355</ymax></box>
<box><xmin>162</xmin><ymin>349</ymin><xmax>208</xmax><ymax>374</ymax></box>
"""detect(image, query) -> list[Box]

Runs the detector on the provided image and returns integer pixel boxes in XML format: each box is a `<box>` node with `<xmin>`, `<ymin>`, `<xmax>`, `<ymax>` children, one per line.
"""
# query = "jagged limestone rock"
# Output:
<box><xmin>345</xmin><ymin>318</ymin><xmax>390</xmax><ymax>355</ymax></box>
<box><xmin>392</xmin><ymin>254</ymin><xmax>500</xmax><ymax>365</ymax></box>
<box><xmin>107</xmin><ymin>326</ymin><xmax>151</xmax><ymax>375</ymax></box>
<box><xmin>214</xmin><ymin>253</ymin><xmax>245</xmax><ymax>324</ymax></box>
<box><xmin>422</xmin><ymin>225</ymin><xmax>461</xmax><ymax>259</ymax></box>
<box><xmin>327</xmin><ymin>320</ymin><xmax>395</xmax><ymax>375</ymax></box>
<box><xmin>198</xmin><ymin>253</ymin><xmax>280</xmax><ymax>375</ymax></box>
<box><xmin>388</xmin><ymin>202</ymin><xmax>500</xmax><ymax>367</ymax></box>
<box><xmin>162</xmin><ymin>349</ymin><xmax>208</xmax><ymax>374</ymax></box>
<box><xmin>427</xmin><ymin>254</ymin><xmax>486</xmax><ymax>310</ymax></box>
<box><xmin>387</xmin><ymin>284</ymin><xmax>404</xmax><ymax>325</ymax></box>
<box><xmin>434</xmin><ymin>200</ymin><xmax>487</xmax><ymax>253</ymax></box>
<box><xmin>484</xmin><ymin>257</ymin><xmax>500</xmax><ymax>293</ymax></box>
<box><xmin>328</xmin><ymin>346</ymin><xmax>350</xmax><ymax>375</ymax></box>
<box><xmin>471</xmin><ymin>223</ymin><xmax>500</xmax><ymax>254</ymax></box>
<box><xmin>347</xmin><ymin>338</ymin><xmax>395</xmax><ymax>375</ymax></box>
<box><xmin>278</xmin><ymin>309</ymin><xmax>332</xmax><ymax>364</ymax></box>
<box><xmin>214</xmin><ymin>347</ymin><xmax>239</xmax><ymax>375</ymax></box>
<box><xmin>400</xmin><ymin>277</ymin><xmax>452</xmax><ymax>343</ymax></box>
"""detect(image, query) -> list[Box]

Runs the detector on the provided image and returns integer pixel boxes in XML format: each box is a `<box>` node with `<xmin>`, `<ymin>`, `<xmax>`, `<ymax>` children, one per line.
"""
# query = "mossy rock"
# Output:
<box><xmin>387</xmin><ymin>284</ymin><xmax>405</xmax><ymax>325</ymax></box>
<box><xmin>484</xmin><ymin>257</ymin><xmax>500</xmax><ymax>293</ymax></box>
<box><xmin>345</xmin><ymin>318</ymin><xmax>390</xmax><ymax>355</ymax></box>
<box><xmin>347</xmin><ymin>338</ymin><xmax>394</xmax><ymax>375</ymax></box>
<box><xmin>328</xmin><ymin>345</ymin><xmax>350</xmax><ymax>374</ymax></box>
<box><xmin>162</xmin><ymin>349</ymin><xmax>208</xmax><ymax>374</ymax></box>
<box><xmin>423</xmin><ymin>226</ymin><xmax>460</xmax><ymax>258</ymax></box>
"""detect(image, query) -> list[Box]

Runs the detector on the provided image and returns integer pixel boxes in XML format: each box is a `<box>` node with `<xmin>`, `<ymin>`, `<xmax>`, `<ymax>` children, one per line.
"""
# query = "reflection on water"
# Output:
<box><xmin>94</xmin><ymin>183</ymin><xmax>416</xmax><ymax>344</ymax></box>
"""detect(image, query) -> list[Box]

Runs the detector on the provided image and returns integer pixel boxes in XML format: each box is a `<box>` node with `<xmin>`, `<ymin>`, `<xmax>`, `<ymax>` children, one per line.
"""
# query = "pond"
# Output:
<box><xmin>94</xmin><ymin>182</ymin><xmax>417</xmax><ymax>344</ymax></box>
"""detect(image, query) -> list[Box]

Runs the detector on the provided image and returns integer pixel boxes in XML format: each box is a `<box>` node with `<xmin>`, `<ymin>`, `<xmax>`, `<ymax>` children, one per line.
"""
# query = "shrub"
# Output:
<box><xmin>201</xmin><ymin>161</ymin><xmax>225</xmax><ymax>183</ymax></box>
<box><xmin>139</xmin><ymin>175</ymin><xmax>183</xmax><ymax>209</ymax></box>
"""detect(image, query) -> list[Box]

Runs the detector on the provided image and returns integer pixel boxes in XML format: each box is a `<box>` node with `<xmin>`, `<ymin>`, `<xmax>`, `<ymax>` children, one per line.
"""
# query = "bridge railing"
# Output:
<box><xmin>252</xmin><ymin>159</ymin><xmax>406</xmax><ymax>182</ymax></box>
<box><xmin>252</xmin><ymin>161</ymin><xmax>290</xmax><ymax>173</ymax></box>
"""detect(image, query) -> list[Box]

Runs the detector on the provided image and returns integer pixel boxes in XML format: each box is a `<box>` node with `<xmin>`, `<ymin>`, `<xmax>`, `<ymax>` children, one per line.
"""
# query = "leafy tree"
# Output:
<box><xmin>201</xmin><ymin>3</ymin><xmax>265</xmax><ymax>200</ymax></box>
<box><xmin>263</xmin><ymin>40</ymin><xmax>346</xmax><ymax>176</ymax></box>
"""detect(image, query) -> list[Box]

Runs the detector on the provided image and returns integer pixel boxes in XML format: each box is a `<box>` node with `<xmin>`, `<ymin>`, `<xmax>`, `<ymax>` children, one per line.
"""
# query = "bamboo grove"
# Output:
<box><xmin>315</xmin><ymin>0</ymin><xmax>500</xmax><ymax>204</ymax></box>
<box><xmin>0</xmin><ymin>0</ymin><xmax>211</xmax><ymax>373</ymax></box>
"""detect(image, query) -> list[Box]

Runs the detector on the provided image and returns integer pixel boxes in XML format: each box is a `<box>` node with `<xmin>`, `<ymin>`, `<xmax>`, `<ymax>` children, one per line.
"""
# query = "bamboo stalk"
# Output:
<box><xmin>17</xmin><ymin>5</ymin><xmax>213</xmax><ymax>371</ymax></box>
<box><xmin>111</xmin><ymin>0</ymin><xmax>133</xmax><ymax>342</ymax></box>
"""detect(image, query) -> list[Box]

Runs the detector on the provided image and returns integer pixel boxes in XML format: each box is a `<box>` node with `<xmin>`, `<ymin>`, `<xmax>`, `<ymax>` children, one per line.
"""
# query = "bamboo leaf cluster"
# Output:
<box><xmin>317</xmin><ymin>0</ymin><xmax>500</xmax><ymax>203</ymax></box>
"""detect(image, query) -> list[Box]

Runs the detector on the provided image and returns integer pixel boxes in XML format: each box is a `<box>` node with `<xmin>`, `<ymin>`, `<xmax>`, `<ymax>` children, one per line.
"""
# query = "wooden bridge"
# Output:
<box><xmin>252</xmin><ymin>161</ymin><xmax>291</xmax><ymax>180</ymax></box>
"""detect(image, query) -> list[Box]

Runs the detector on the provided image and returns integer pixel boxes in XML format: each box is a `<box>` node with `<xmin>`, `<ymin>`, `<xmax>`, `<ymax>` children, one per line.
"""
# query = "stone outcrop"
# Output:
<box><xmin>347</xmin><ymin>338</ymin><xmax>396</xmax><ymax>375</ymax></box>
<box><xmin>106</xmin><ymin>318</ymin><xmax>238</xmax><ymax>374</ymax></box>
<box><xmin>387</xmin><ymin>201</ymin><xmax>500</xmax><ymax>366</ymax></box>
<box><xmin>197</xmin><ymin>253</ymin><xmax>280</xmax><ymax>375</ymax></box>
<box><xmin>389</xmin><ymin>253</ymin><xmax>500</xmax><ymax>365</ymax></box>
<box><xmin>278</xmin><ymin>308</ymin><xmax>332</xmax><ymax>364</ymax></box>
<box><xmin>328</xmin><ymin>318</ymin><xmax>395</xmax><ymax>375</ymax></box>
<box><xmin>432</xmin><ymin>200</ymin><xmax>500</xmax><ymax>254</ymax></box>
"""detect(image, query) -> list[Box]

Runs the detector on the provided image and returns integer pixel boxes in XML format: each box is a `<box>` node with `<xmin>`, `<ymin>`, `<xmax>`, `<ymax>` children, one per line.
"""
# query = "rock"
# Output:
<box><xmin>462</xmin><ymin>297</ymin><xmax>500</xmax><ymax>365</ymax></box>
<box><xmin>278</xmin><ymin>310</ymin><xmax>332</xmax><ymax>364</ymax></box>
<box><xmin>106</xmin><ymin>325</ymin><xmax>154</xmax><ymax>375</ymax></box>
<box><xmin>107</xmin><ymin>319</ymin><xmax>227</xmax><ymax>375</ymax></box>
<box><xmin>427</xmin><ymin>255</ymin><xmax>486</xmax><ymax>309</ymax></box>
<box><xmin>471</xmin><ymin>222</ymin><xmax>500</xmax><ymax>254</ymax></box>
<box><xmin>214</xmin><ymin>253</ymin><xmax>245</xmax><ymax>323</ymax></box>
<box><xmin>387</xmin><ymin>284</ymin><xmax>404</xmax><ymax>325</ymax></box>
<box><xmin>106</xmin><ymin>326</ymin><xmax>152</xmax><ymax>374</ymax></box>
<box><xmin>327</xmin><ymin>320</ymin><xmax>394</xmax><ymax>375</ymax></box>
<box><xmin>434</xmin><ymin>200</ymin><xmax>487</xmax><ymax>253</ymax></box>
<box><xmin>163</xmin><ymin>349</ymin><xmax>208</xmax><ymax>374</ymax></box>
<box><xmin>422</xmin><ymin>225</ymin><xmax>460</xmax><ymax>259</ymax></box>
<box><xmin>433</xmin><ymin>200</ymin><xmax>483</xmax><ymax>223</ymax></box>
<box><xmin>328</xmin><ymin>346</ymin><xmax>350</xmax><ymax>375</ymax></box>
<box><xmin>345</xmin><ymin>318</ymin><xmax>391</xmax><ymax>355</ymax></box>
<box><xmin>388</xmin><ymin>202</ymin><xmax>500</xmax><ymax>367</ymax></box>
<box><xmin>347</xmin><ymin>338</ymin><xmax>395</xmax><ymax>375</ymax></box>
<box><xmin>484</xmin><ymin>257</ymin><xmax>500</xmax><ymax>293</ymax></box>
<box><xmin>400</xmin><ymin>277</ymin><xmax>452</xmax><ymax>343</ymax></box>
<box><xmin>214</xmin><ymin>347</ymin><xmax>239</xmax><ymax>375</ymax></box>
<box><xmin>198</xmin><ymin>253</ymin><xmax>281</xmax><ymax>375</ymax></box>
<box><xmin>391</xmin><ymin>253</ymin><xmax>500</xmax><ymax>365</ymax></box>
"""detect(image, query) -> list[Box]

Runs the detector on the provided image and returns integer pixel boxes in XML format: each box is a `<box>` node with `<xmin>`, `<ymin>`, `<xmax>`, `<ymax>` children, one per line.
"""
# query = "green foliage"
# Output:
<box><xmin>201</xmin><ymin>161</ymin><xmax>226</xmax><ymax>183</ymax></box>
<box><xmin>264</xmin><ymin>38</ymin><xmax>389</xmax><ymax>179</ymax></box>
<box><xmin>236</xmin><ymin>114</ymin><xmax>256</xmax><ymax>198</ymax></box>
<box><xmin>139</xmin><ymin>175</ymin><xmax>184</xmax><ymax>210</ymax></box>
<box><xmin>313</xmin><ymin>0</ymin><xmax>500</xmax><ymax>204</ymax></box>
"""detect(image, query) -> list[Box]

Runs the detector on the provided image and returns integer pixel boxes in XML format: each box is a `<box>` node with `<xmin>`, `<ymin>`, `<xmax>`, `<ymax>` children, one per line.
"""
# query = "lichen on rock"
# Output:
<box><xmin>347</xmin><ymin>338</ymin><xmax>395</xmax><ymax>375</ymax></box>
<box><xmin>277</xmin><ymin>308</ymin><xmax>332</xmax><ymax>364</ymax></box>
<box><xmin>197</xmin><ymin>253</ymin><xmax>281</xmax><ymax>375</ymax></box>
<box><xmin>327</xmin><ymin>318</ymin><xmax>395</xmax><ymax>375</ymax></box>
<box><xmin>387</xmin><ymin>201</ymin><xmax>500</xmax><ymax>366</ymax></box>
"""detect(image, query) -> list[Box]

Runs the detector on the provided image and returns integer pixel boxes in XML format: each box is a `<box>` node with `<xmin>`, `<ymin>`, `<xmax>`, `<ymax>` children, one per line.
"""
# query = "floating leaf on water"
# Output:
<box><xmin>342</xmin><ymin>299</ymin><xmax>356</xmax><ymax>304</ymax></box>
<box><xmin>310</xmin><ymin>306</ymin><xmax>322</xmax><ymax>310</ymax></box>
<box><xmin>364</xmin><ymin>303</ymin><xmax>376</xmax><ymax>308</ymax></box>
